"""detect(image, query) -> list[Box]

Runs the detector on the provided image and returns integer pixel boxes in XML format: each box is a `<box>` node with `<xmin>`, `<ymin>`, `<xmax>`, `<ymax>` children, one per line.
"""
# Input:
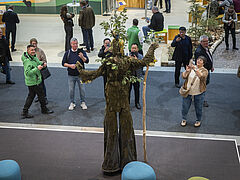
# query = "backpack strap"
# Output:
<box><xmin>67</xmin><ymin>49</ymin><xmax>71</xmax><ymax>63</ymax></box>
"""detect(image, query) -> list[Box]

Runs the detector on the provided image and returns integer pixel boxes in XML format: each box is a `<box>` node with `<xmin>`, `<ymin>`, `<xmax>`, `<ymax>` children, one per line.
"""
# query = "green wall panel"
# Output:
<box><xmin>0</xmin><ymin>0</ymin><xmax>106</xmax><ymax>15</ymax></box>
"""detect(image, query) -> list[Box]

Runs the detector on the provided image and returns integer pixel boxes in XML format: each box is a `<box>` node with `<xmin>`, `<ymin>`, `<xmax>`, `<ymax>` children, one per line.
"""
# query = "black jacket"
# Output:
<box><xmin>171</xmin><ymin>35</ymin><xmax>192</xmax><ymax>62</ymax></box>
<box><xmin>194</xmin><ymin>44</ymin><xmax>213</xmax><ymax>71</ymax></box>
<box><xmin>98</xmin><ymin>45</ymin><xmax>113</xmax><ymax>59</ymax></box>
<box><xmin>0</xmin><ymin>35</ymin><xmax>12</xmax><ymax>63</ymax></box>
<box><xmin>2</xmin><ymin>10</ymin><xmax>20</xmax><ymax>29</ymax></box>
<box><xmin>148</xmin><ymin>12</ymin><xmax>164</xmax><ymax>31</ymax></box>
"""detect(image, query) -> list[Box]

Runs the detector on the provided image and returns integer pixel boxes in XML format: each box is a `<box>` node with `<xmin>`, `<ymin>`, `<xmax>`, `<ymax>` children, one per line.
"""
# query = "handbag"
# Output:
<box><xmin>40</xmin><ymin>66</ymin><xmax>51</xmax><ymax>80</ymax></box>
<box><xmin>179</xmin><ymin>74</ymin><xmax>197</xmax><ymax>98</ymax></box>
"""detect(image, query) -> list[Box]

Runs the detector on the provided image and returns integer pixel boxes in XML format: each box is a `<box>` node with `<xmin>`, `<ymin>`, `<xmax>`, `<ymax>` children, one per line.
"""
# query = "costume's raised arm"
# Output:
<box><xmin>76</xmin><ymin>61</ymin><xmax>105</xmax><ymax>83</ymax></box>
<box><xmin>130</xmin><ymin>43</ymin><xmax>159</xmax><ymax>70</ymax></box>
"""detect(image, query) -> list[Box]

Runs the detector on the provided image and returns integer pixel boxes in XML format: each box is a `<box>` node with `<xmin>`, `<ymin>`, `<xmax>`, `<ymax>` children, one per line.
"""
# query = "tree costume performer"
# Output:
<box><xmin>76</xmin><ymin>39</ymin><xmax>158</xmax><ymax>173</ymax></box>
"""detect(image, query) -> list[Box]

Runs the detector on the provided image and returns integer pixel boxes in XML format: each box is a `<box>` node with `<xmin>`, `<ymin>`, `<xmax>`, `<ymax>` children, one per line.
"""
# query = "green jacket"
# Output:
<box><xmin>127</xmin><ymin>25</ymin><xmax>142</xmax><ymax>51</ymax></box>
<box><xmin>21</xmin><ymin>52</ymin><xmax>43</xmax><ymax>86</ymax></box>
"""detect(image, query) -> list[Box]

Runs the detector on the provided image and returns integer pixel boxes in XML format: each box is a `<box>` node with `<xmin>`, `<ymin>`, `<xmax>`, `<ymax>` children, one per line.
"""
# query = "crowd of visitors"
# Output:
<box><xmin>0</xmin><ymin>1</ymin><xmax>239</xmax><ymax>177</ymax></box>
<box><xmin>0</xmin><ymin>2</ymin><xmax>239</xmax><ymax>122</ymax></box>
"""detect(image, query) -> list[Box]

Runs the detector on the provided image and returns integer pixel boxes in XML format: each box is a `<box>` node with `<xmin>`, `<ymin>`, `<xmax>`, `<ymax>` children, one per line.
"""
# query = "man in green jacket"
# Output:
<box><xmin>127</xmin><ymin>19</ymin><xmax>144</xmax><ymax>55</ymax></box>
<box><xmin>21</xmin><ymin>44</ymin><xmax>53</xmax><ymax>118</ymax></box>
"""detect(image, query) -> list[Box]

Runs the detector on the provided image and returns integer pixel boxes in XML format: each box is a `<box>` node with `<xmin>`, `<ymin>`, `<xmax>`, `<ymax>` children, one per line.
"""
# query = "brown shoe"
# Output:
<box><xmin>86</xmin><ymin>49</ymin><xmax>90</xmax><ymax>53</ymax></box>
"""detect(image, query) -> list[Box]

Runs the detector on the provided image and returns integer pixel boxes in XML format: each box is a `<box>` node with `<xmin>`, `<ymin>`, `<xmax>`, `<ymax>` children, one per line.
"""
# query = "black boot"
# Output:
<box><xmin>21</xmin><ymin>111</ymin><xmax>34</xmax><ymax>119</ymax></box>
<box><xmin>41</xmin><ymin>108</ymin><xmax>54</xmax><ymax>114</ymax></box>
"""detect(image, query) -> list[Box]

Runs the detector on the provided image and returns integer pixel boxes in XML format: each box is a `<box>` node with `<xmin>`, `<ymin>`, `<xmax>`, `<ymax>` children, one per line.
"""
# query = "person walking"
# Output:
<box><xmin>194</xmin><ymin>35</ymin><xmax>214</xmax><ymax>107</ymax></box>
<box><xmin>127</xmin><ymin>19</ymin><xmax>144</xmax><ymax>55</ymax></box>
<box><xmin>0</xmin><ymin>28</ymin><xmax>15</xmax><ymax>84</ymax></box>
<box><xmin>142</xmin><ymin>6</ymin><xmax>164</xmax><ymax>40</ymax></box>
<box><xmin>79</xmin><ymin>1</ymin><xmax>95</xmax><ymax>53</ymax></box>
<box><xmin>223</xmin><ymin>5</ymin><xmax>238</xmax><ymax>50</ymax></box>
<box><xmin>60</xmin><ymin>5</ymin><xmax>74</xmax><ymax>52</ymax></box>
<box><xmin>171</xmin><ymin>27</ymin><xmax>192</xmax><ymax>88</ymax></box>
<box><xmin>21</xmin><ymin>45</ymin><xmax>53</xmax><ymax>118</ymax></box>
<box><xmin>180</xmin><ymin>56</ymin><xmax>208</xmax><ymax>127</ymax></box>
<box><xmin>2</xmin><ymin>5</ymin><xmax>20</xmax><ymax>52</ymax></box>
<box><xmin>30</xmin><ymin>38</ymin><xmax>48</xmax><ymax>103</ymax></box>
<box><xmin>62</xmin><ymin>38</ymin><xmax>89</xmax><ymax>110</ymax></box>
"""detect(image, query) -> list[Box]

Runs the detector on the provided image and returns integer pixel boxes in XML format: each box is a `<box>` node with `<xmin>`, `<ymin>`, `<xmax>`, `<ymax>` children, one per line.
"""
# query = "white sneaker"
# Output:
<box><xmin>68</xmin><ymin>103</ymin><xmax>76</xmax><ymax>110</ymax></box>
<box><xmin>81</xmin><ymin>102</ymin><xmax>87</xmax><ymax>110</ymax></box>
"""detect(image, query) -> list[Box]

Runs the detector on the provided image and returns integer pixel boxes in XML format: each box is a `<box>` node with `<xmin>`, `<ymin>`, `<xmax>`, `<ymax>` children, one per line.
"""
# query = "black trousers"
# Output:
<box><xmin>6</xmin><ymin>27</ymin><xmax>16</xmax><ymax>51</ymax></box>
<box><xmin>64</xmin><ymin>25</ymin><xmax>73</xmax><ymax>52</ymax></box>
<box><xmin>23</xmin><ymin>82</ymin><xmax>47</xmax><ymax>113</ymax></box>
<box><xmin>175</xmin><ymin>60</ymin><xmax>189</xmax><ymax>85</ymax></box>
<box><xmin>224</xmin><ymin>26</ymin><xmax>236</xmax><ymax>48</ymax></box>
<box><xmin>129</xmin><ymin>82</ymin><xmax>140</xmax><ymax>105</ymax></box>
<box><xmin>154</xmin><ymin>0</ymin><xmax>163</xmax><ymax>8</ymax></box>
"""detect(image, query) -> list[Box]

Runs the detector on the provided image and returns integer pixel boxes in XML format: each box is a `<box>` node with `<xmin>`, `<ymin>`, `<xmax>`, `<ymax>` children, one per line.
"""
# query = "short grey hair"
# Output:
<box><xmin>70</xmin><ymin>37</ymin><xmax>78</xmax><ymax>43</ymax></box>
<box><xmin>152</xmin><ymin>6</ymin><xmax>159</xmax><ymax>12</ymax></box>
<box><xmin>199</xmin><ymin>35</ymin><xmax>208</xmax><ymax>42</ymax></box>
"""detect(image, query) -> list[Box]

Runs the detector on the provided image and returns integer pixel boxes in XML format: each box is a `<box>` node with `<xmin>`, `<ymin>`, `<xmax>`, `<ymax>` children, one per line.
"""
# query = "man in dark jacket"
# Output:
<box><xmin>2</xmin><ymin>5</ymin><xmax>20</xmax><ymax>52</ymax></box>
<box><xmin>128</xmin><ymin>43</ymin><xmax>143</xmax><ymax>109</ymax></box>
<box><xmin>98</xmin><ymin>38</ymin><xmax>112</xmax><ymax>94</ymax></box>
<box><xmin>0</xmin><ymin>28</ymin><xmax>15</xmax><ymax>84</ymax></box>
<box><xmin>171</xmin><ymin>27</ymin><xmax>192</xmax><ymax>88</ymax></box>
<box><xmin>194</xmin><ymin>35</ymin><xmax>214</xmax><ymax>107</ymax></box>
<box><xmin>78</xmin><ymin>1</ymin><xmax>95</xmax><ymax>53</ymax></box>
<box><xmin>62</xmin><ymin>37</ymin><xmax>89</xmax><ymax>111</ymax></box>
<box><xmin>142</xmin><ymin>6</ymin><xmax>164</xmax><ymax>40</ymax></box>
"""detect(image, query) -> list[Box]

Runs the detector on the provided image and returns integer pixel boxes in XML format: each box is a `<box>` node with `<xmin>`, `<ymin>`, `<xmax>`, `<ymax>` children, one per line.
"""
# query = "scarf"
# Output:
<box><xmin>224</xmin><ymin>10</ymin><xmax>236</xmax><ymax>29</ymax></box>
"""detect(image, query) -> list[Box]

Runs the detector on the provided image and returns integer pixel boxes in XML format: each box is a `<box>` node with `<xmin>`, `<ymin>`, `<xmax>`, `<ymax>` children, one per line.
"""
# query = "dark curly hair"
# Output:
<box><xmin>60</xmin><ymin>5</ymin><xmax>68</xmax><ymax>16</ymax></box>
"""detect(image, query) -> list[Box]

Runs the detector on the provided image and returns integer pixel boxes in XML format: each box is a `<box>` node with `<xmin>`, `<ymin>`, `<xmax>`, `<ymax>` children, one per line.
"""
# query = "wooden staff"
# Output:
<box><xmin>142</xmin><ymin>65</ymin><xmax>149</xmax><ymax>162</ymax></box>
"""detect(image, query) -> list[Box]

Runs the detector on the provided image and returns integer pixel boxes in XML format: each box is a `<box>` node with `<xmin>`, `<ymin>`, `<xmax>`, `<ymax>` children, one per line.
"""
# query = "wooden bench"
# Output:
<box><xmin>154</xmin><ymin>29</ymin><xmax>168</xmax><ymax>44</ymax></box>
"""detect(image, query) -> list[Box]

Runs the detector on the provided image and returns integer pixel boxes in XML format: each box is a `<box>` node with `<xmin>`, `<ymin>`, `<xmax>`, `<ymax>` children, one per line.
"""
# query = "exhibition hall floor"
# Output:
<box><xmin>0</xmin><ymin>127</ymin><xmax>239</xmax><ymax>180</ymax></box>
<box><xmin>1</xmin><ymin>67</ymin><xmax>240</xmax><ymax>136</ymax></box>
<box><xmin>1</xmin><ymin>66</ymin><xmax>240</xmax><ymax>179</ymax></box>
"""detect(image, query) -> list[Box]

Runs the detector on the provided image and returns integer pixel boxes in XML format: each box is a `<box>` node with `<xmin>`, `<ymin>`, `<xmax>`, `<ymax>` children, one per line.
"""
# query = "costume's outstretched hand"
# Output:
<box><xmin>76</xmin><ymin>61</ymin><xmax>83</xmax><ymax>73</ymax></box>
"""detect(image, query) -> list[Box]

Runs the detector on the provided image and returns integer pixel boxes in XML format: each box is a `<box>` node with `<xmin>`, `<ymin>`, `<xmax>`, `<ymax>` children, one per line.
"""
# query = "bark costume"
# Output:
<box><xmin>76</xmin><ymin>42</ymin><xmax>158</xmax><ymax>172</ymax></box>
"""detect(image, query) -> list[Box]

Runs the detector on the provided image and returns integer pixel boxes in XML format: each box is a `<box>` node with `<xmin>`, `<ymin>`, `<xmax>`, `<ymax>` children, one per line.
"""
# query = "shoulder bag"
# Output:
<box><xmin>179</xmin><ymin>75</ymin><xmax>197</xmax><ymax>98</ymax></box>
<box><xmin>41</xmin><ymin>66</ymin><xmax>51</xmax><ymax>80</ymax></box>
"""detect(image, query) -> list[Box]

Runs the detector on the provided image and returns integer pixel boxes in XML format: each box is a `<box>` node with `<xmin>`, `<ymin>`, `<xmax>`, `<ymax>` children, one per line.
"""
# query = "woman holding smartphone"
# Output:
<box><xmin>180</xmin><ymin>56</ymin><xmax>208</xmax><ymax>127</ymax></box>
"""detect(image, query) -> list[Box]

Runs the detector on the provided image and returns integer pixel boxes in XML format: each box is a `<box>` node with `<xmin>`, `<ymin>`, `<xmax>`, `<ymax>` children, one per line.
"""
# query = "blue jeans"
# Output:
<box><xmin>182</xmin><ymin>92</ymin><xmax>205</xmax><ymax>122</ymax></box>
<box><xmin>142</xmin><ymin>26</ymin><xmax>151</xmax><ymax>39</ymax></box>
<box><xmin>0</xmin><ymin>59</ymin><xmax>11</xmax><ymax>81</ymax></box>
<box><xmin>82</xmin><ymin>28</ymin><xmax>94</xmax><ymax>50</ymax></box>
<box><xmin>68</xmin><ymin>75</ymin><xmax>86</xmax><ymax>103</ymax></box>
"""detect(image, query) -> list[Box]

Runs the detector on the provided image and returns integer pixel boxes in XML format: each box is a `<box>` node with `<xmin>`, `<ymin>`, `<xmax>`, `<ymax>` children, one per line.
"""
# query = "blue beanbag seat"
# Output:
<box><xmin>0</xmin><ymin>160</ymin><xmax>21</xmax><ymax>180</ymax></box>
<box><xmin>121</xmin><ymin>161</ymin><xmax>156</xmax><ymax>180</ymax></box>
